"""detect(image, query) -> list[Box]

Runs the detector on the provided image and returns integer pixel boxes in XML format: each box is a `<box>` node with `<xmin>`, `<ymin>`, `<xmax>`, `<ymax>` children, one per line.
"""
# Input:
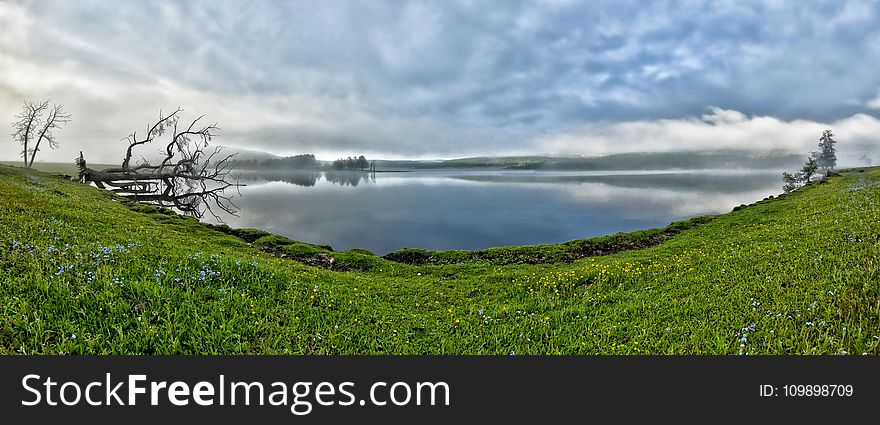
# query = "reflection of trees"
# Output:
<box><xmin>324</xmin><ymin>171</ymin><xmax>374</xmax><ymax>187</ymax></box>
<box><xmin>284</xmin><ymin>171</ymin><xmax>321</xmax><ymax>187</ymax></box>
<box><xmin>235</xmin><ymin>170</ymin><xmax>320</xmax><ymax>187</ymax></box>
<box><xmin>232</xmin><ymin>170</ymin><xmax>377</xmax><ymax>187</ymax></box>
<box><xmin>78</xmin><ymin>109</ymin><xmax>241</xmax><ymax>219</ymax></box>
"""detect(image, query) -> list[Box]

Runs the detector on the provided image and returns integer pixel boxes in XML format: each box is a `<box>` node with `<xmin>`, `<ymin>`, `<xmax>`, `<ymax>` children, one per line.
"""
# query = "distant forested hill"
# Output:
<box><xmin>231</xmin><ymin>150</ymin><xmax>804</xmax><ymax>172</ymax></box>
<box><xmin>375</xmin><ymin>150</ymin><xmax>804</xmax><ymax>171</ymax></box>
<box><xmin>236</xmin><ymin>154</ymin><xmax>321</xmax><ymax>170</ymax></box>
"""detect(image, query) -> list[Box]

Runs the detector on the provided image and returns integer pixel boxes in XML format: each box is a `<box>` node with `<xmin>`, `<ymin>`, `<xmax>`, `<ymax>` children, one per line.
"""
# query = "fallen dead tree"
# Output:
<box><xmin>77</xmin><ymin>108</ymin><xmax>242</xmax><ymax>219</ymax></box>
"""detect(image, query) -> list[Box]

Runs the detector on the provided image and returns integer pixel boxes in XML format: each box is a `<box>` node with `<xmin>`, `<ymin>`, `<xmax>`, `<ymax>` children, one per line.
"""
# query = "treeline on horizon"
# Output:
<box><xmin>331</xmin><ymin>155</ymin><xmax>371</xmax><ymax>171</ymax></box>
<box><xmin>381</xmin><ymin>150</ymin><xmax>806</xmax><ymax>171</ymax></box>
<box><xmin>234</xmin><ymin>150</ymin><xmax>806</xmax><ymax>172</ymax></box>
<box><xmin>235</xmin><ymin>154</ymin><xmax>373</xmax><ymax>171</ymax></box>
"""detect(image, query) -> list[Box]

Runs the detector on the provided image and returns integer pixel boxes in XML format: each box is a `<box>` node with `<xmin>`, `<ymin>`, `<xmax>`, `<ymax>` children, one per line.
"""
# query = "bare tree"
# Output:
<box><xmin>76</xmin><ymin>108</ymin><xmax>242</xmax><ymax>220</ymax></box>
<box><xmin>11</xmin><ymin>100</ymin><xmax>70</xmax><ymax>168</ymax></box>
<box><xmin>29</xmin><ymin>104</ymin><xmax>71</xmax><ymax>168</ymax></box>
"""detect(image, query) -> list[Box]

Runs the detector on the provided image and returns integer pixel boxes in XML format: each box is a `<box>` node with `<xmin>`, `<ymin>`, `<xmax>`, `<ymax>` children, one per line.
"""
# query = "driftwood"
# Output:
<box><xmin>77</xmin><ymin>108</ymin><xmax>242</xmax><ymax>219</ymax></box>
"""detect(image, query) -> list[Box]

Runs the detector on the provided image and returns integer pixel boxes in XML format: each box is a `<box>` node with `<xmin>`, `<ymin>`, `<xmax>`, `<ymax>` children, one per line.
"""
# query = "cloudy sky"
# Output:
<box><xmin>2</xmin><ymin>0</ymin><xmax>880</xmax><ymax>163</ymax></box>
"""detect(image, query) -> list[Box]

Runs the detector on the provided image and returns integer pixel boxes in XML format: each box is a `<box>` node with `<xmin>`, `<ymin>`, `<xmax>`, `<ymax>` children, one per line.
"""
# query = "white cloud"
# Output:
<box><xmin>867</xmin><ymin>91</ymin><xmax>880</xmax><ymax>110</ymax></box>
<box><xmin>3</xmin><ymin>1</ymin><xmax>880</xmax><ymax>163</ymax></box>
<box><xmin>538</xmin><ymin>107</ymin><xmax>880</xmax><ymax>166</ymax></box>
<box><xmin>0</xmin><ymin>43</ymin><xmax>505</xmax><ymax>163</ymax></box>
<box><xmin>0</xmin><ymin>2</ymin><xmax>31</xmax><ymax>54</ymax></box>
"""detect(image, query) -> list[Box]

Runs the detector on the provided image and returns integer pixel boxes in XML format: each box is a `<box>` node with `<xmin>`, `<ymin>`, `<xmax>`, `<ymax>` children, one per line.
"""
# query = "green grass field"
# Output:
<box><xmin>0</xmin><ymin>164</ymin><xmax>877</xmax><ymax>354</ymax></box>
<box><xmin>0</xmin><ymin>161</ymin><xmax>117</xmax><ymax>177</ymax></box>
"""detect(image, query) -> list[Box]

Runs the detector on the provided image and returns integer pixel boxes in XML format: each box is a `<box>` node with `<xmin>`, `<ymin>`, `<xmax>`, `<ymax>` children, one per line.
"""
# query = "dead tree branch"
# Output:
<box><xmin>77</xmin><ymin>109</ymin><xmax>243</xmax><ymax>220</ymax></box>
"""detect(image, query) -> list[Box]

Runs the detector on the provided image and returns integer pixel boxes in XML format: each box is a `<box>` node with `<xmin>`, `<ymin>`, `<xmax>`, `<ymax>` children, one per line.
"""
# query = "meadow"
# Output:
<box><xmin>0</xmin><ymin>164</ymin><xmax>877</xmax><ymax>354</ymax></box>
<box><xmin>0</xmin><ymin>161</ymin><xmax>116</xmax><ymax>177</ymax></box>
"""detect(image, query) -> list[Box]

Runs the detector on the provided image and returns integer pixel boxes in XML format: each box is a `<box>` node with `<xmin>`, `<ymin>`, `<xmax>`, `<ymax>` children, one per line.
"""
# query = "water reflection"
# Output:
<box><xmin>236</xmin><ymin>170</ymin><xmax>374</xmax><ymax>187</ymax></box>
<box><xmin>324</xmin><ymin>171</ymin><xmax>375</xmax><ymax>187</ymax></box>
<box><xmin>211</xmin><ymin>170</ymin><xmax>783</xmax><ymax>254</ymax></box>
<box><xmin>450</xmin><ymin>170</ymin><xmax>779</xmax><ymax>193</ymax></box>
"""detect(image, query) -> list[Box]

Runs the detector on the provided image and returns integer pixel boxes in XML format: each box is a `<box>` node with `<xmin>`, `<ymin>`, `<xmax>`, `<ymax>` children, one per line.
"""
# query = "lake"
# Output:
<box><xmin>207</xmin><ymin>169</ymin><xmax>783</xmax><ymax>255</ymax></box>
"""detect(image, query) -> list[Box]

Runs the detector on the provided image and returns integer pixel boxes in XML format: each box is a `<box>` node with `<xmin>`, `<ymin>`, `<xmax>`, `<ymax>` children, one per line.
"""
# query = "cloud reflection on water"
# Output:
<box><xmin>211</xmin><ymin>170</ymin><xmax>782</xmax><ymax>254</ymax></box>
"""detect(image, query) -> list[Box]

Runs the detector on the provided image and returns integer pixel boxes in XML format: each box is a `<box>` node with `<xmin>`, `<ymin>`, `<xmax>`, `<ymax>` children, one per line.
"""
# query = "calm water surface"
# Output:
<box><xmin>209</xmin><ymin>169</ymin><xmax>782</xmax><ymax>254</ymax></box>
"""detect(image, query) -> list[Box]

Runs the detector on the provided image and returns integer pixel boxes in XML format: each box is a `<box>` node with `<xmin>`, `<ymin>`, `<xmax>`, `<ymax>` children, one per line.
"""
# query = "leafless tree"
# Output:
<box><xmin>76</xmin><ymin>108</ymin><xmax>242</xmax><ymax>220</ymax></box>
<box><xmin>11</xmin><ymin>99</ymin><xmax>70</xmax><ymax>168</ymax></box>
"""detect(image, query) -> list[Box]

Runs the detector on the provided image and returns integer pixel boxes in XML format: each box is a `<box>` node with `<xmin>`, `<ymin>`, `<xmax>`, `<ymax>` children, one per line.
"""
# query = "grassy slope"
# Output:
<box><xmin>0</xmin><ymin>164</ymin><xmax>877</xmax><ymax>354</ymax></box>
<box><xmin>0</xmin><ymin>161</ymin><xmax>116</xmax><ymax>177</ymax></box>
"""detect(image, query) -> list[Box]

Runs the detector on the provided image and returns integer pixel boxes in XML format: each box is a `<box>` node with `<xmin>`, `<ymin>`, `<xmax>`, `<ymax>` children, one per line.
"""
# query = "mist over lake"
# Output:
<box><xmin>209</xmin><ymin>169</ymin><xmax>783</xmax><ymax>255</ymax></box>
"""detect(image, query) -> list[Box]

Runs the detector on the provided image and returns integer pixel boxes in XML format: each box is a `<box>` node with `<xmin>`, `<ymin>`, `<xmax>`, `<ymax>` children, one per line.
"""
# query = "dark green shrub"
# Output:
<box><xmin>281</xmin><ymin>242</ymin><xmax>330</xmax><ymax>256</ymax></box>
<box><xmin>332</xmin><ymin>251</ymin><xmax>385</xmax><ymax>271</ymax></box>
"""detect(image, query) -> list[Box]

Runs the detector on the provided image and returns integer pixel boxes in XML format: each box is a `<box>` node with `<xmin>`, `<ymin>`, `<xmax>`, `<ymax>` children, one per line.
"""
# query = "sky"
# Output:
<box><xmin>2</xmin><ymin>0</ymin><xmax>880</xmax><ymax>164</ymax></box>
